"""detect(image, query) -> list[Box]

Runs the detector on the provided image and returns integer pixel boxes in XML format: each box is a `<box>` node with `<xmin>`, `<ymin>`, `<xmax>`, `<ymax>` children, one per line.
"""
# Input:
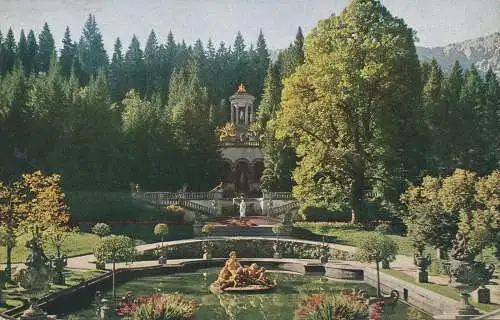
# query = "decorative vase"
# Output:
<box><xmin>414</xmin><ymin>254</ymin><xmax>431</xmax><ymax>283</ymax></box>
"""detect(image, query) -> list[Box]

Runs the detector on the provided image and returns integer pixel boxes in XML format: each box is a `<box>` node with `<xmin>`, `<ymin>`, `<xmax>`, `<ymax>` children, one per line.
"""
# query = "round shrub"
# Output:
<box><xmin>153</xmin><ymin>223</ymin><xmax>169</xmax><ymax>242</ymax></box>
<box><xmin>374</xmin><ymin>223</ymin><xmax>392</xmax><ymax>235</ymax></box>
<box><xmin>91</xmin><ymin>223</ymin><xmax>111</xmax><ymax>237</ymax></box>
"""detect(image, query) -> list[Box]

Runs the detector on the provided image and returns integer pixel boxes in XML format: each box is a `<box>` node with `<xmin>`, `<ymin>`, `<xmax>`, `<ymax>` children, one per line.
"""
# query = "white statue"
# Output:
<box><xmin>233</xmin><ymin>196</ymin><xmax>246</xmax><ymax>218</ymax></box>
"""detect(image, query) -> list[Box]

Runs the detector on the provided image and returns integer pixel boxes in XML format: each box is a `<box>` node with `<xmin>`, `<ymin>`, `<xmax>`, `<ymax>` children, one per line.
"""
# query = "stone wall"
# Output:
<box><xmin>363</xmin><ymin>267</ymin><xmax>458</xmax><ymax>317</ymax></box>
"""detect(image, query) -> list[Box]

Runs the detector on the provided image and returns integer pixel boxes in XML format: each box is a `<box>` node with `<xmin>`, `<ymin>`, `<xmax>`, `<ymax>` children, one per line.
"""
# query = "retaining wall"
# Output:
<box><xmin>363</xmin><ymin>267</ymin><xmax>458</xmax><ymax>317</ymax></box>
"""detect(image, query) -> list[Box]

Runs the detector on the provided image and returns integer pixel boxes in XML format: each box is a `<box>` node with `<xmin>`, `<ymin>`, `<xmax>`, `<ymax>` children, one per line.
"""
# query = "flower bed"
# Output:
<box><xmin>116</xmin><ymin>293</ymin><xmax>199</xmax><ymax>320</ymax></box>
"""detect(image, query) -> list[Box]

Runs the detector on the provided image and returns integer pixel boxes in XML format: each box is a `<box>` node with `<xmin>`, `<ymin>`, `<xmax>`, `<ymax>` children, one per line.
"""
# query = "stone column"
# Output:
<box><xmin>231</xmin><ymin>104</ymin><xmax>234</xmax><ymax>124</ymax></box>
<box><xmin>244</xmin><ymin>105</ymin><xmax>248</xmax><ymax>124</ymax></box>
<box><xmin>250</xmin><ymin>104</ymin><xmax>253</xmax><ymax>122</ymax></box>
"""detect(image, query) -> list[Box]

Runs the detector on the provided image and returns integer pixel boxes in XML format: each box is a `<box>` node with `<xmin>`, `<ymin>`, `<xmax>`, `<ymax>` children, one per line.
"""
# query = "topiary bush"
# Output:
<box><xmin>91</xmin><ymin>223</ymin><xmax>111</xmax><ymax>237</ymax></box>
<box><xmin>374</xmin><ymin>223</ymin><xmax>392</xmax><ymax>235</ymax></box>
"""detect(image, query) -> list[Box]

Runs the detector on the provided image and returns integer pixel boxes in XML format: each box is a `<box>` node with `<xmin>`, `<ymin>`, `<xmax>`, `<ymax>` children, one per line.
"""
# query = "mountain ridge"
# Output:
<box><xmin>271</xmin><ymin>32</ymin><xmax>500</xmax><ymax>76</ymax></box>
<box><xmin>416</xmin><ymin>32</ymin><xmax>500</xmax><ymax>76</ymax></box>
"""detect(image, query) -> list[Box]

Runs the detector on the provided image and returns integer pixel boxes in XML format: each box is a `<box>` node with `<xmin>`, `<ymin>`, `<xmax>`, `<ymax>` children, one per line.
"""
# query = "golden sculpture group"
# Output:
<box><xmin>210</xmin><ymin>251</ymin><xmax>275</xmax><ymax>293</ymax></box>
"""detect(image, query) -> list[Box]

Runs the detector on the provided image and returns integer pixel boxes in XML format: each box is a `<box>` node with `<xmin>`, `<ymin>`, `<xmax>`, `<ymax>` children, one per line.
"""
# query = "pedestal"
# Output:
<box><xmin>417</xmin><ymin>270</ymin><xmax>428</xmax><ymax>283</ymax></box>
<box><xmin>273</xmin><ymin>252</ymin><xmax>282</xmax><ymax>259</ymax></box>
<box><xmin>477</xmin><ymin>287</ymin><xmax>490</xmax><ymax>304</ymax></box>
<box><xmin>158</xmin><ymin>256</ymin><xmax>167</xmax><ymax>265</ymax></box>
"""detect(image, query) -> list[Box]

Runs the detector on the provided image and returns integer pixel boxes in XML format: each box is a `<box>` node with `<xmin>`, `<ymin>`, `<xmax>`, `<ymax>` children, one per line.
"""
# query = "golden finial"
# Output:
<box><xmin>237</xmin><ymin>83</ymin><xmax>246</xmax><ymax>93</ymax></box>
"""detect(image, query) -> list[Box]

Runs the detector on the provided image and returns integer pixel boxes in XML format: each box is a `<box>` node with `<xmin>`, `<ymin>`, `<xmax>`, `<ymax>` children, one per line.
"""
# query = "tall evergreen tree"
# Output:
<box><xmin>38</xmin><ymin>23</ymin><xmax>55</xmax><ymax>73</ymax></box>
<box><xmin>483</xmin><ymin>69</ymin><xmax>500</xmax><ymax>171</ymax></box>
<box><xmin>17</xmin><ymin>30</ymin><xmax>28</xmax><ymax>74</ymax></box>
<box><xmin>277</xmin><ymin>26</ymin><xmax>304</xmax><ymax>79</ymax></box>
<box><xmin>3</xmin><ymin>28</ymin><xmax>17</xmax><ymax>74</ymax></box>
<box><xmin>109</xmin><ymin>37</ymin><xmax>125</xmax><ymax>102</ymax></box>
<box><xmin>168</xmin><ymin>64</ymin><xmax>222</xmax><ymax>190</ymax></box>
<box><xmin>124</xmin><ymin>35</ymin><xmax>145</xmax><ymax>94</ymax></box>
<box><xmin>0</xmin><ymin>30</ymin><xmax>4</xmax><ymax>76</ymax></box>
<box><xmin>442</xmin><ymin>61</ymin><xmax>464</xmax><ymax>169</ymax></box>
<box><xmin>78</xmin><ymin>14</ymin><xmax>108</xmax><ymax>84</ymax></box>
<box><xmin>231</xmin><ymin>31</ymin><xmax>249</xmax><ymax>89</ymax></box>
<box><xmin>144</xmin><ymin>30</ymin><xmax>160</xmax><ymax>98</ymax></box>
<box><xmin>459</xmin><ymin>64</ymin><xmax>485</xmax><ymax>170</ymax></box>
<box><xmin>422</xmin><ymin>58</ymin><xmax>447</xmax><ymax>174</ymax></box>
<box><xmin>0</xmin><ymin>64</ymin><xmax>30</xmax><ymax>178</ymax></box>
<box><xmin>26</xmin><ymin>30</ymin><xmax>38</xmax><ymax>75</ymax></box>
<box><xmin>253</xmin><ymin>30</ymin><xmax>270</xmax><ymax>100</ymax></box>
<box><xmin>60</xmin><ymin>26</ymin><xmax>77</xmax><ymax>78</ymax></box>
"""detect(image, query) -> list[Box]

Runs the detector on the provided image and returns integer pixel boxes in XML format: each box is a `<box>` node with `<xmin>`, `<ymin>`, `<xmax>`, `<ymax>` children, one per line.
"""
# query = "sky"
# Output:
<box><xmin>1</xmin><ymin>0</ymin><xmax>499</xmax><ymax>53</ymax></box>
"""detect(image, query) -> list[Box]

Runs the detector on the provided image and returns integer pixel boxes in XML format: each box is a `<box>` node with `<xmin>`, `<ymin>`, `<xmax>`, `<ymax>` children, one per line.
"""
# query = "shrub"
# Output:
<box><xmin>356</xmin><ymin>233</ymin><xmax>398</xmax><ymax>296</ymax></box>
<box><xmin>300</xmin><ymin>206</ymin><xmax>351</xmax><ymax>222</ymax></box>
<box><xmin>116</xmin><ymin>293</ymin><xmax>199</xmax><ymax>320</ymax></box>
<box><xmin>91</xmin><ymin>223</ymin><xmax>111</xmax><ymax>237</ymax></box>
<box><xmin>374</xmin><ymin>223</ymin><xmax>392</xmax><ymax>235</ymax></box>
<box><xmin>138</xmin><ymin>239</ymin><xmax>354</xmax><ymax>261</ymax></box>
<box><xmin>201</xmin><ymin>224</ymin><xmax>214</xmax><ymax>236</ymax></box>
<box><xmin>294</xmin><ymin>292</ymin><xmax>369</xmax><ymax>320</ymax></box>
<box><xmin>153</xmin><ymin>223</ymin><xmax>169</xmax><ymax>243</ymax></box>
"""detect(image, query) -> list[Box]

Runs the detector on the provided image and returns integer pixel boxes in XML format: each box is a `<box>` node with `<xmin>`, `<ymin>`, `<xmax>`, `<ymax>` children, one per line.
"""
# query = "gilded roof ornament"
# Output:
<box><xmin>237</xmin><ymin>83</ymin><xmax>247</xmax><ymax>93</ymax></box>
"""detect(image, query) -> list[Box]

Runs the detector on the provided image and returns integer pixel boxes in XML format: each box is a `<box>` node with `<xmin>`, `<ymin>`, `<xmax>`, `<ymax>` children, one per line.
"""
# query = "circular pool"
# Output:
<box><xmin>69</xmin><ymin>268</ymin><xmax>429</xmax><ymax>320</ymax></box>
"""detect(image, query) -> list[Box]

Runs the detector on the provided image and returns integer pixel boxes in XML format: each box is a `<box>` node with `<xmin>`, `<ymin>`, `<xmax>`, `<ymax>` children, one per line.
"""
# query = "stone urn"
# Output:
<box><xmin>414</xmin><ymin>253</ymin><xmax>432</xmax><ymax>283</ymax></box>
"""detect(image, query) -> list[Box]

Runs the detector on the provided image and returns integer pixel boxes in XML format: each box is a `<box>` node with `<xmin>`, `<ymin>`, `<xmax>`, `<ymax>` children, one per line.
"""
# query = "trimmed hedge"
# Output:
<box><xmin>138</xmin><ymin>239</ymin><xmax>354</xmax><ymax>261</ymax></box>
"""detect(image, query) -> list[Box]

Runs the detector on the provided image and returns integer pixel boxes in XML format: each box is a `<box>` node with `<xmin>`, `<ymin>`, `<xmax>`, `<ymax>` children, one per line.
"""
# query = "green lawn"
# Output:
<box><xmin>295</xmin><ymin>222</ymin><xmax>415</xmax><ymax>255</ymax></box>
<box><xmin>0</xmin><ymin>232</ymin><xmax>101</xmax><ymax>264</ymax></box>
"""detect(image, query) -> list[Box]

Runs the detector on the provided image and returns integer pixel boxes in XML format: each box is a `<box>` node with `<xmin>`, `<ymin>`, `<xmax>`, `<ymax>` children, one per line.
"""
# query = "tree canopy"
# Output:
<box><xmin>275</xmin><ymin>0</ymin><xmax>424</xmax><ymax>222</ymax></box>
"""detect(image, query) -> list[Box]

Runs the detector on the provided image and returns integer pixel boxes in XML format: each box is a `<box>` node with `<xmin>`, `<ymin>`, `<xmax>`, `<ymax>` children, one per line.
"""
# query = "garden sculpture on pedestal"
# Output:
<box><xmin>448</xmin><ymin>232</ymin><xmax>495</xmax><ymax>318</ymax></box>
<box><xmin>210</xmin><ymin>251</ymin><xmax>275</xmax><ymax>293</ymax></box>
<box><xmin>414</xmin><ymin>252</ymin><xmax>432</xmax><ymax>283</ymax></box>
<box><xmin>17</xmin><ymin>237</ymin><xmax>52</xmax><ymax>319</ymax></box>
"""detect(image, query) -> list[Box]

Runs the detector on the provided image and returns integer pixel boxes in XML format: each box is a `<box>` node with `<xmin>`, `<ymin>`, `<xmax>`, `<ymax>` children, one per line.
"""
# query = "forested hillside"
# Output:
<box><xmin>0</xmin><ymin>13</ymin><xmax>498</xmax><ymax>213</ymax></box>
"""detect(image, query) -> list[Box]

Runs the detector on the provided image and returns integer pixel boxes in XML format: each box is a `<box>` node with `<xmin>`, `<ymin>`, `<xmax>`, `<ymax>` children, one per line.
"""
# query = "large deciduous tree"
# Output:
<box><xmin>275</xmin><ymin>0</ymin><xmax>424</xmax><ymax>223</ymax></box>
<box><xmin>401</xmin><ymin>169</ymin><xmax>500</xmax><ymax>259</ymax></box>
